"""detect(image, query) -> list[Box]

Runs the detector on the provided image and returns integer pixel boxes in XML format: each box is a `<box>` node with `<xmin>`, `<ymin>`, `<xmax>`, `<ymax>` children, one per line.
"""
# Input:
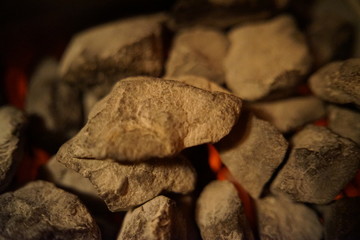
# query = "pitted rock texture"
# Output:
<box><xmin>165</xmin><ymin>27</ymin><xmax>228</xmax><ymax>84</ymax></box>
<box><xmin>272</xmin><ymin>125</ymin><xmax>360</xmax><ymax>204</ymax></box>
<box><xmin>0</xmin><ymin>106</ymin><xmax>26</xmax><ymax>192</ymax></box>
<box><xmin>169</xmin><ymin>75</ymin><xmax>230</xmax><ymax>93</ymax></box>
<box><xmin>309</xmin><ymin>58</ymin><xmax>360</xmax><ymax>105</ymax></box>
<box><xmin>67</xmin><ymin>76</ymin><xmax>242</xmax><ymax>162</ymax></box>
<box><xmin>218</xmin><ymin>112</ymin><xmax>288</xmax><ymax>198</ymax></box>
<box><xmin>250</xmin><ymin>96</ymin><xmax>325</xmax><ymax>133</ymax></box>
<box><xmin>196</xmin><ymin>180</ymin><xmax>254</xmax><ymax>240</ymax></box>
<box><xmin>257</xmin><ymin>195</ymin><xmax>323</xmax><ymax>240</ymax></box>
<box><xmin>225</xmin><ymin>15</ymin><xmax>312</xmax><ymax>101</ymax></box>
<box><xmin>0</xmin><ymin>181</ymin><xmax>101</xmax><ymax>240</ymax></box>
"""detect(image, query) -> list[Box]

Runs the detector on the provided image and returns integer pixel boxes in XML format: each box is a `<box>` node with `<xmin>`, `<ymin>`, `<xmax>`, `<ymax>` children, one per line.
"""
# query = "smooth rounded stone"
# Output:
<box><xmin>271</xmin><ymin>125</ymin><xmax>360</xmax><ymax>204</ymax></box>
<box><xmin>0</xmin><ymin>180</ymin><xmax>101</xmax><ymax>240</ymax></box>
<box><xmin>165</xmin><ymin>27</ymin><xmax>229</xmax><ymax>84</ymax></box>
<box><xmin>0</xmin><ymin>106</ymin><xmax>26</xmax><ymax>192</ymax></box>
<box><xmin>250</xmin><ymin>96</ymin><xmax>326</xmax><ymax>133</ymax></box>
<box><xmin>309</xmin><ymin>58</ymin><xmax>360</xmax><ymax>105</ymax></box>
<box><xmin>328</xmin><ymin>105</ymin><xmax>360</xmax><ymax>145</ymax></box>
<box><xmin>67</xmin><ymin>76</ymin><xmax>242</xmax><ymax>162</ymax></box>
<box><xmin>218</xmin><ymin>112</ymin><xmax>288</xmax><ymax>198</ymax></box>
<box><xmin>224</xmin><ymin>15</ymin><xmax>312</xmax><ymax>101</ymax></box>
<box><xmin>169</xmin><ymin>75</ymin><xmax>230</xmax><ymax>93</ymax></box>
<box><xmin>196</xmin><ymin>180</ymin><xmax>254</xmax><ymax>240</ymax></box>
<box><xmin>256</xmin><ymin>195</ymin><xmax>323</xmax><ymax>240</ymax></box>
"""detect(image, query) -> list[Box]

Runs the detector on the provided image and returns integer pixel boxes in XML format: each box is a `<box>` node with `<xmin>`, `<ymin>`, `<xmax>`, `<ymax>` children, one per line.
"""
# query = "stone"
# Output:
<box><xmin>250</xmin><ymin>96</ymin><xmax>326</xmax><ymax>133</ymax></box>
<box><xmin>256</xmin><ymin>195</ymin><xmax>323</xmax><ymax>240</ymax></box>
<box><xmin>309</xmin><ymin>58</ymin><xmax>360</xmax><ymax>105</ymax></box>
<box><xmin>169</xmin><ymin>75</ymin><xmax>230</xmax><ymax>93</ymax></box>
<box><xmin>0</xmin><ymin>106</ymin><xmax>26</xmax><ymax>192</ymax></box>
<box><xmin>224</xmin><ymin>15</ymin><xmax>312</xmax><ymax>101</ymax></box>
<box><xmin>0</xmin><ymin>180</ymin><xmax>101</xmax><ymax>240</ymax></box>
<box><xmin>272</xmin><ymin>125</ymin><xmax>360</xmax><ymax>204</ymax></box>
<box><xmin>66</xmin><ymin>76</ymin><xmax>242</xmax><ymax>162</ymax></box>
<box><xmin>328</xmin><ymin>105</ymin><xmax>360</xmax><ymax>145</ymax></box>
<box><xmin>218</xmin><ymin>112</ymin><xmax>288</xmax><ymax>198</ymax></box>
<box><xmin>165</xmin><ymin>27</ymin><xmax>229</xmax><ymax>84</ymax></box>
<box><xmin>196</xmin><ymin>180</ymin><xmax>254</xmax><ymax>240</ymax></box>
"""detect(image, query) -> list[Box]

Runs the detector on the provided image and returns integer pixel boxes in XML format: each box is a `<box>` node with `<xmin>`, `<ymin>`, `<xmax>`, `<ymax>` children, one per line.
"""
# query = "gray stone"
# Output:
<box><xmin>328</xmin><ymin>105</ymin><xmax>360</xmax><ymax>145</ymax></box>
<box><xmin>218</xmin><ymin>112</ymin><xmax>288</xmax><ymax>198</ymax></box>
<box><xmin>67</xmin><ymin>76</ymin><xmax>242</xmax><ymax>162</ymax></box>
<box><xmin>165</xmin><ymin>27</ymin><xmax>229</xmax><ymax>84</ymax></box>
<box><xmin>0</xmin><ymin>106</ymin><xmax>26</xmax><ymax>192</ymax></box>
<box><xmin>224</xmin><ymin>15</ymin><xmax>312</xmax><ymax>101</ymax></box>
<box><xmin>0</xmin><ymin>181</ymin><xmax>101</xmax><ymax>240</ymax></box>
<box><xmin>196</xmin><ymin>180</ymin><xmax>254</xmax><ymax>240</ymax></box>
<box><xmin>168</xmin><ymin>75</ymin><xmax>230</xmax><ymax>93</ymax></box>
<box><xmin>256</xmin><ymin>195</ymin><xmax>323</xmax><ymax>240</ymax></box>
<box><xmin>272</xmin><ymin>125</ymin><xmax>360</xmax><ymax>204</ymax></box>
<box><xmin>309</xmin><ymin>58</ymin><xmax>360</xmax><ymax>105</ymax></box>
<box><xmin>250</xmin><ymin>96</ymin><xmax>326</xmax><ymax>133</ymax></box>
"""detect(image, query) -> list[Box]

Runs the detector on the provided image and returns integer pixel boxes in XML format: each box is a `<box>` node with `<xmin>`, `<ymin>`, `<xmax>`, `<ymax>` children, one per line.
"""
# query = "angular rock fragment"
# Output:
<box><xmin>328</xmin><ymin>105</ymin><xmax>360</xmax><ymax>145</ymax></box>
<box><xmin>309</xmin><ymin>58</ymin><xmax>360</xmax><ymax>105</ymax></box>
<box><xmin>256</xmin><ymin>195</ymin><xmax>323</xmax><ymax>240</ymax></box>
<box><xmin>67</xmin><ymin>76</ymin><xmax>242</xmax><ymax>162</ymax></box>
<box><xmin>224</xmin><ymin>15</ymin><xmax>312</xmax><ymax>101</ymax></box>
<box><xmin>218</xmin><ymin>112</ymin><xmax>288</xmax><ymax>198</ymax></box>
<box><xmin>0</xmin><ymin>106</ymin><xmax>26</xmax><ymax>192</ymax></box>
<box><xmin>250</xmin><ymin>96</ymin><xmax>325</xmax><ymax>133</ymax></box>
<box><xmin>169</xmin><ymin>75</ymin><xmax>230</xmax><ymax>93</ymax></box>
<box><xmin>196</xmin><ymin>180</ymin><xmax>254</xmax><ymax>240</ymax></box>
<box><xmin>165</xmin><ymin>27</ymin><xmax>229</xmax><ymax>84</ymax></box>
<box><xmin>272</xmin><ymin>125</ymin><xmax>360</xmax><ymax>204</ymax></box>
<box><xmin>0</xmin><ymin>181</ymin><xmax>101</xmax><ymax>240</ymax></box>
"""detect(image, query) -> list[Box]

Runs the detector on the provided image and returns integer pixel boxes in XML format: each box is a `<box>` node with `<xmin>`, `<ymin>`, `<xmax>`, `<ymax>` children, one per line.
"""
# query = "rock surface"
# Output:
<box><xmin>309</xmin><ymin>58</ymin><xmax>360</xmax><ymax>105</ymax></box>
<box><xmin>66</xmin><ymin>76</ymin><xmax>242</xmax><ymax>162</ymax></box>
<box><xmin>272</xmin><ymin>125</ymin><xmax>360</xmax><ymax>204</ymax></box>
<box><xmin>0</xmin><ymin>181</ymin><xmax>101</xmax><ymax>240</ymax></box>
<box><xmin>165</xmin><ymin>27</ymin><xmax>228</xmax><ymax>84</ymax></box>
<box><xmin>169</xmin><ymin>75</ymin><xmax>230</xmax><ymax>93</ymax></box>
<box><xmin>0</xmin><ymin>106</ymin><xmax>26</xmax><ymax>192</ymax></box>
<box><xmin>250</xmin><ymin>96</ymin><xmax>325</xmax><ymax>133</ymax></box>
<box><xmin>224</xmin><ymin>15</ymin><xmax>312</xmax><ymax>101</ymax></box>
<box><xmin>196</xmin><ymin>180</ymin><xmax>253</xmax><ymax>240</ymax></box>
<box><xmin>218</xmin><ymin>112</ymin><xmax>288</xmax><ymax>198</ymax></box>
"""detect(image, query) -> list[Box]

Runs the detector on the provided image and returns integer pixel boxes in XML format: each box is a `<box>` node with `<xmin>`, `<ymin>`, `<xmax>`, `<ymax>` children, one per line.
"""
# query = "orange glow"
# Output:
<box><xmin>335</xmin><ymin>170</ymin><xmax>360</xmax><ymax>200</ymax></box>
<box><xmin>208</xmin><ymin>144</ymin><xmax>223</xmax><ymax>172</ymax></box>
<box><xmin>313</xmin><ymin>118</ymin><xmax>328</xmax><ymax>127</ymax></box>
<box><xmin>296</xmin><ymin>84</ymin><xmax>311</xmax><ymax>95</ymax></box>
<box><xmin>5</xmin><ymin>67</ymin><xmax>28</xmax><ymax>109</ymax></box>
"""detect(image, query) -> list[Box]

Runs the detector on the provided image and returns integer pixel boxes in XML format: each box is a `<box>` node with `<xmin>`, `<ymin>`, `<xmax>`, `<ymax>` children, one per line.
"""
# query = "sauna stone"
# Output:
<box><xmin>309</xmin><ymin>58</ymin><xmax>360</xmax><ymax>106</ymax></box>
<box><xmin>224</xmin><ymin>15</ymin><xmax>312</xmax><ymax>101</ymax></box>
<box><xmin>0</xmin><ymin>181</ymin><xmax>101</xmax><ymax>240</ymax></box>
<box><xmin>272</xmin><ymin>125</ymin><xmax>360</xmax><ymax>204</ymax></box>
<box><xmin>196</xmin><ymin>180</ymin><xmax>254</xmax><ymax>240</ymax></box>
<box><xmin>0</xmin><ymin>106</ymin><xmax>26</xmax><ymax>192</ymax></box>
<box><xmin>169</xmin><ymin>75</ymin><xmax>230</xmax><ymax>93</ymax></box>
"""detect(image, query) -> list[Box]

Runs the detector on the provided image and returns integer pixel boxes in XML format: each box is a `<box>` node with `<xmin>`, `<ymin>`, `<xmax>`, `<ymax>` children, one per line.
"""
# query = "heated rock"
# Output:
<box><xmin>0</xmin><ymin>180</ymin><xmax>101</xmax><ymax>240</ymax></box>
<box><xmin>328</xmin><ymin>105</ymin><xmax>360</xmax><ymax>145</ymax></box>
<box><xmin>218</xmin><ymin>112</ymin><xmax>288</xmax><ymax>198</ymax></box>
<box><xmin>250</xmin><ymin>96</ymin><xmax>325</xmax><ymax>133</ymax></box>
<box><xmin>165</xmin><ymin>27</ymin><xmax>228</xmax><ymax>84</ymax></box>
<box><xmin>66</xmin><ymin>76</ymin><xmax>242</xmax><ymax>162</ymax></box>
<box><xmin>309</xmin><ymin>58</ymin><xmax>360</xmax><ymax>106</ymax></box>
<box><xmin>196</xmin><ymin>180</ymin><xmax>254</xmax><ymax>240</ymax></box>
<box><xmin>272</xmin><ymin>125</ymin><xmax>360</xmax><ymax>204</ymax></box>
<box><xmin>224</xmin><ymin>15</ymin><xmax>312</xmax><ymax>101</ymax></box>
<box><xmin>256</xmin><ymin>195</ymin><xmax>323</xmax><ymax>240</ymax></box>
<box><xmin>0</xmin><ymin>106</ymin><xmax>26</xmax><ymax>192</ymax></box>
<box><xmin>169</xmin><ymin>75</ymin><xmax>230</xmax><ymax>93</ymax></box>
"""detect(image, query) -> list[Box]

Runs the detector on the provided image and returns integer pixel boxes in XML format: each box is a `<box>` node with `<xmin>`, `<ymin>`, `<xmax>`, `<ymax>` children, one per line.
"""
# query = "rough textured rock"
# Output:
<box><xmin>169</xmin><ymin>75</ymin><xmax>230</xmax><ymax>93</ymax></box>
<box><xmin>67</xmin><ymin>76</ymin><xmax>242</xmax><ymax>162</ymax></box>
<box><xmin>57</xmin><ymin>140</ymin><xmax>196</xmax><ymax>211</ymax></box>
<box><xmin>0</xmin><ymin>181</ymin><xmax>101</xmax><ymax>240</ymax></box>
<box><xmin>196</xmin><ymin>180</ymin><xmax>254</xmax><ymax>240</ymax></box>
<box><xmin>165</xmin><ymin>27</ymin><xmax>228</xmax><ymax>84</ymax></box>
<box><xmin>272</xmin><ymin>125</ymin><xmax>360</xmax><ymax>204</ymax></box>
<box><xmin>224</xmin><ymin>15</ymin><xmax>312</xmax><ymax>101</ymax></box>
<box><xmin>256</xmin><ymin>195</ymin><xmax>323</xmax><ymax>240</ymax></box>
<box><xmin>0</xmin><ymin>106</ymin><xmax>26</xmax><ymax>192</ymax></box>
<box><xmin>309</xmin><ymin>58</ymin><xmax>360</xmax><ymax>105</ymax></box>
<box><xmin>250</xmin><ymin>96</ymin><xmax>325</xmax><ymax>133</ymax></box>
<box><xmin>328</xmin><ymin>105</ymin><xmax>360</xmax><ymax>145</ymax></box>
<box><xmin>218</xmin><ymin>112</ymin><xmax>288</xmax><ymax>198</ymax></box>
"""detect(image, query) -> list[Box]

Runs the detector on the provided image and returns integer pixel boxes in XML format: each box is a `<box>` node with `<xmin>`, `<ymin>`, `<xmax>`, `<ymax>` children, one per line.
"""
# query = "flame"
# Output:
<box><xmin>5</xmin><ymin>67</ymin><xmax>28</xmax><ymax>109</ymax></box>
<box><xmin>335</xmin><ymin>170</ymin><xmax>360</xmax><ymax>200</ymax></box>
